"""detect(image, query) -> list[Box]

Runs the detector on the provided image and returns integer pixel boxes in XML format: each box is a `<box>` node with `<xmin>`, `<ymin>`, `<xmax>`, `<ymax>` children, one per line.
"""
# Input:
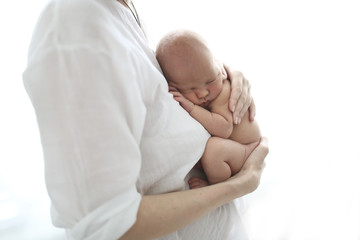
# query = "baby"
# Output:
<box><xmin>156</xmin><ymin>29</ymin><xmax>261</xmax><ymax>188</ymax></box>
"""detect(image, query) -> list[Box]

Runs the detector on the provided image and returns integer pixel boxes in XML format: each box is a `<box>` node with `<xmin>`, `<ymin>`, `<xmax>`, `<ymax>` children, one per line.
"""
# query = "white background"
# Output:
<box><xmin>1</xmin><ymin>0</ymin><xmax>359</xmax><ymax>239</ymax></box>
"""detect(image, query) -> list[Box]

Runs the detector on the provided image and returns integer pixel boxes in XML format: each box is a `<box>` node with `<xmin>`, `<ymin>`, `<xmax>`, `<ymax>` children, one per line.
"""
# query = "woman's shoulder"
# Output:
<box><xmin>28</xmin><ymin>0</ymin><xmax>130</xmax><ymax>58</ymax></box>
<box><xmin>39</xmin><ymin>0</ymin><xmax>121</xmax><ymax>35</ymax></box>
<box><xmin>39</xmin><ymin>0</ymin><xmax>111</xmax><ymax>22</ymax></box>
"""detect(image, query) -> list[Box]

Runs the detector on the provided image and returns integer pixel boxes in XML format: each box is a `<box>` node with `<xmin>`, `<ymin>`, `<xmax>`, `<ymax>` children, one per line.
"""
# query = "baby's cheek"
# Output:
<box><xmin>182</xmin><ymin>92</ymin><xmax>192</xmax><ymax>100</ymax></box>
<box><xmin>211</xmin><ymin>85</ymin><xmax>222</xmax><ymax>98</ymax></box>
<box><xmin>184</xmin><ymin>94</ymin><xmax>198</xmax><ymax>105</ymax></box>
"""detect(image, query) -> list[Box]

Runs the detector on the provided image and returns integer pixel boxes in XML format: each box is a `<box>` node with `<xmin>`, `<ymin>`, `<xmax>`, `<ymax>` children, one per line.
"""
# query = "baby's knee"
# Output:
<box><xmin>204</xmin><ymin>137</ymin><xmax>226</xmax><ymax>156</ymax></box>
<box><xmin>201</xmin><ymin>138</ymin><xmax>233</xmax><ymax>184</ymax></box>
<box><xmin>201</xmin><ymin>137</ymin><xmax>227</xmax><ymax>167</ymax></box>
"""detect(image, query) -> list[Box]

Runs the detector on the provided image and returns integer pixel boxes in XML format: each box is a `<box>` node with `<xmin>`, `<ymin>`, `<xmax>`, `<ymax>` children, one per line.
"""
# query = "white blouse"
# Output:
<box><xmin>23</xmin><ymin>0</ymin><xmax>249</xmax><ymax>239</ymax></box>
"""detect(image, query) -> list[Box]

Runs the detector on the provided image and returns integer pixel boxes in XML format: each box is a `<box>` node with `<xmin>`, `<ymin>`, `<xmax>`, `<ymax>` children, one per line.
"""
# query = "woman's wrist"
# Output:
<box><xmin>226</xmin><ymin>137</ymin><xmax>269</xmax><ymax>197</ymax></box>
<box><xmin>223</xmin><ymin>171</ymin><xmax>255</xmax><ymax>198</ymax></box>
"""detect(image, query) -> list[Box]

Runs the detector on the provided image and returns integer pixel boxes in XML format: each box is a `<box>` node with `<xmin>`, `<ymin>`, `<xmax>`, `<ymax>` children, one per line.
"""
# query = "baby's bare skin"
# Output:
<box><xmin>156</xmin><ymin>30</ymin><xmax>261</xmax><ymax>187</ymax></box>
<box><xmin>190</xmin><ymin>81</ymin><xmax>261</xmax><ymax>188</ymax></box>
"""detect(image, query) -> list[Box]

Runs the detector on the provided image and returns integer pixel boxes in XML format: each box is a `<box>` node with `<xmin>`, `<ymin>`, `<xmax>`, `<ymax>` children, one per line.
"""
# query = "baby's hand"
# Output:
<box><xmin>169</xmin><ymin>87</ymin><xmax>195</xmax><ymax>113</ymax></box>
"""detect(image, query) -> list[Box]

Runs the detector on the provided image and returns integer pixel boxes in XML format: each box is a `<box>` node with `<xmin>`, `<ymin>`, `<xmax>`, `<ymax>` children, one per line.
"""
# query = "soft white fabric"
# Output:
<box><xmin>23</xmin><ymin>0</ymin><xmax>249</xmax><ymax>239</ymax></box>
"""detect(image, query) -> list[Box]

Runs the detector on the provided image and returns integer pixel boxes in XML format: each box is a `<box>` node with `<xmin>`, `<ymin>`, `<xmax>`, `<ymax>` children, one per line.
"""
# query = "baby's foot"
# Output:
<box><xmin>188</xmin><ymin>177</ymin><xmax>209</xmax><ymax>189</ymax></box>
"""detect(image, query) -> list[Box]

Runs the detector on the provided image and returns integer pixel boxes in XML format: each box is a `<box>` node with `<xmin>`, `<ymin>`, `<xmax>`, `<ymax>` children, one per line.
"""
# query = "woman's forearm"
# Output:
<box><xmin>120</xmin><ymin>137</ymin><xmax>268</xmax><ymax>240</ymax></box>
<box><xmin>120</xmin><ymin>177</ymin><xmax>249</xmax><ymax>240</ymax></box>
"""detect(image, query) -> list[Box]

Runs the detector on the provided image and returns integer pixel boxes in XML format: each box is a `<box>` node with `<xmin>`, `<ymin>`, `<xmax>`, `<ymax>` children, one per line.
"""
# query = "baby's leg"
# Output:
<box><xmin>189</xmin><ymin>111</ymin><xmax>261</xmax><ymax>189</ymax></box>
<box><xmin>189</xmin><ymin>137</ymin><xmax>258</xmax><ymax>188</ymax></box>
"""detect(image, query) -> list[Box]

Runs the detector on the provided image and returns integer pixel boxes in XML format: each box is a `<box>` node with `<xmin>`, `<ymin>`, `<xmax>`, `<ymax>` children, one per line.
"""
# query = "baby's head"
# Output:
<box><xmin>156</xmin><ymin>29</ymin><xmax>227</xmax><ymax>107</ymax></box>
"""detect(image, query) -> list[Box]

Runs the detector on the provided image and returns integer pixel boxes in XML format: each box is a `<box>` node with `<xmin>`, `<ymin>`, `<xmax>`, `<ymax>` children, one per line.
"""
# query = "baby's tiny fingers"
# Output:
<box><xmin>169</xmin><ymin>91</ymin><xmax>180</xmax><ymax>97</ymax></box>
<box><xmin>168</xmin><ymin>86</ymin><xmax>179</xmax><ymax>92</ymax></box>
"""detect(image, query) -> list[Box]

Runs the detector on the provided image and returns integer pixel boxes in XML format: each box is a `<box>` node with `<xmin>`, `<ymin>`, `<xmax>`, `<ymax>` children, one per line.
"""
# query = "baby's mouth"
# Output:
<box><xmin>200</xmin><ymin>100</ymin><xmax>209</xmax><ymax>107</ymax></box>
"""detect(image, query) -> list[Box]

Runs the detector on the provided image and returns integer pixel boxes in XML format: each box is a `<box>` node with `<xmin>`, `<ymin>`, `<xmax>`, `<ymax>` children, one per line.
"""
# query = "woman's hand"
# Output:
<box><xmin>228</xmin><ymin>137</ymin><xmax>269</xmax><ymax>195</ymax></box>
<box><xmin>223</xmin><ymin>64</ymin><xmax>256</xmax><ymax>125</ymax></box>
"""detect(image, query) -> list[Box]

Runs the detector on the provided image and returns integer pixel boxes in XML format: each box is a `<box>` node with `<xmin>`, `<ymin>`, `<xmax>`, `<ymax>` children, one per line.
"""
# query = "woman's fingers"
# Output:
<box><xmin>248</xmin><ymin>99</ymin><xmax>256</xmax><ymax>121</ymax></box>
<box><xmin>242</xmin><ymin>137</ymin><xmax>269</xmax><ymax>170</ymax></box>
<box><xmin>230</xmin><ymin>137</ymin><xmax>269</xmax><ymax>194</ymax></box>
<box><xmin>223</xmin><ymin>63</ymin><xmax>255</xmax><ymax>124</ymax></box>
<box><xmin>224</xmin><ymin>64</ymin><xmax>242</xmax><ymax>114</ymax></box>
<box><xmin>234</xmin><ymin>81</ymin><xmax>251</xmax><ymax>123</ymax></box>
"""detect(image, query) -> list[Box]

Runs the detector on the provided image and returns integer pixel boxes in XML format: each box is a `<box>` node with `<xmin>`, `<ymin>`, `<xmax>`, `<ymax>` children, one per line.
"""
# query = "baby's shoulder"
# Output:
<box><xmin>208</xmin><ymin>80</ymin><xmax>231</xmax><ymax>109</ymax></box>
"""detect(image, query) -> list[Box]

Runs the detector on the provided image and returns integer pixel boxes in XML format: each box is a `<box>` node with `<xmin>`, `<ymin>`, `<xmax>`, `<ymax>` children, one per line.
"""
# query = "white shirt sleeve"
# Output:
<box><xmin>24</xmin><ymin>44</ymin><xmax>145</xmax><ymax>239</ymax></box>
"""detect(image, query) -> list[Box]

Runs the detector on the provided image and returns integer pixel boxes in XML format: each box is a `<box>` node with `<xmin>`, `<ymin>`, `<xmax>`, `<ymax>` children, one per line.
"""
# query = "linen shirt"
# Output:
<box><xmin>23</xmin><ymin>0</ymin><xmax>249</xmax><ymax>239</ymax></box>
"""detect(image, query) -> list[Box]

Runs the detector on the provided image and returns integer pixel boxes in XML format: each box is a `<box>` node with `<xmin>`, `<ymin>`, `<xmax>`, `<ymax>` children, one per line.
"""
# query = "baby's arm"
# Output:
<box><xmin>190</xmin><ymin>104</ymin><xmax>233</xmax><ymax>138</ymax></box>
<box><xmin>191</xmin><ymin>80</ymin><xmax>233</xmax><ymax>138</ymax></box>
<box><xmin>169</xmin><ymin>83</ymin><xmax>233</xmax><ymax>138</ymax></box>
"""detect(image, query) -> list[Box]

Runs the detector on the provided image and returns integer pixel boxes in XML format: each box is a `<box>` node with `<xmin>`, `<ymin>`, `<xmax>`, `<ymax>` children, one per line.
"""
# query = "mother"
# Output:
<box><xmin>23</xmin><ymin>0</ymin><xmax>268</xmax><ymax>239</ymax></box>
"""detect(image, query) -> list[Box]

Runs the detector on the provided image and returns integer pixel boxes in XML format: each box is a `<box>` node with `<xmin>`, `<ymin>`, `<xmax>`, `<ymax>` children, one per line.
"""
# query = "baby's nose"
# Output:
<box><xmin>195</xmin><ymin>88</ymin><xmax>208</xmax><ymax>99</ymax></box>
